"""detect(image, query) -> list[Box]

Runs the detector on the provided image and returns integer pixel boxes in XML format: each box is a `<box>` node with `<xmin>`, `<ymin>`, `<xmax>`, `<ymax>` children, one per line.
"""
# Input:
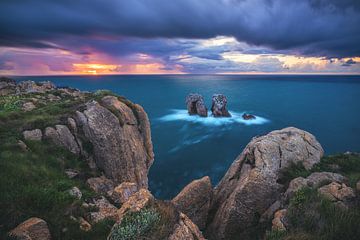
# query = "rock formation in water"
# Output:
<box><xmin>206</xmin><ymin>127</ymin><xmax>324</xmax><ymax>240</ymax></box>
<box><xmin>186</xmin><ymin>93</ymin><xmax>208</xmax><ymax>117</ymax></box>
<box><xmin>211</xmin><ymin>94</ymin><xmax>231</xmax><ymax>117</ymax></box>
<box><xmin>242</xmin><ymin>113</ymin><xmax>256</xmax><ymax>120</ymax></box>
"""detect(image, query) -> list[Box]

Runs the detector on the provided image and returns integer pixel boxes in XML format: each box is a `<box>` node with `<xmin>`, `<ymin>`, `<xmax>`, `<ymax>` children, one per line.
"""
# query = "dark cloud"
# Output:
<box><xmin>0</xmin><ymin>0</ymin><xmax>359</xmax><ymax>59</ymax></box>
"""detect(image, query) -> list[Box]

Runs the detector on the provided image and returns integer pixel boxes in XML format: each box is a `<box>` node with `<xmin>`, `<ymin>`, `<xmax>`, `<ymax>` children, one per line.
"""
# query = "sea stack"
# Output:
<box><xmin>186</xmin><ymin>93</ymin><xmax>208</xmax><ymax>117</ymax></box>
<box><xmin>211</xmin><ymin>94</ymin><xmax>231</xmax><ymax>117</ymax></box>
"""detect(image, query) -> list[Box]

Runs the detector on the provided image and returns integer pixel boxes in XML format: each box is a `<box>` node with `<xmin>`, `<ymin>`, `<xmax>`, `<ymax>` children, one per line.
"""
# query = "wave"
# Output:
<box><xmin>158</xmin><ymin>109</ymin><xmax>269</xmax><ymax>126</ymax></box>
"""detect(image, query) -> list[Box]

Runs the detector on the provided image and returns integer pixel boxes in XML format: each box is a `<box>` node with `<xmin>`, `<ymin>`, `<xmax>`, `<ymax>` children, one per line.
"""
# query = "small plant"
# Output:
<box><xmin>108</xmin><ymin>208</ymin><xmax>160</xmax><ymax>240</ymax></box>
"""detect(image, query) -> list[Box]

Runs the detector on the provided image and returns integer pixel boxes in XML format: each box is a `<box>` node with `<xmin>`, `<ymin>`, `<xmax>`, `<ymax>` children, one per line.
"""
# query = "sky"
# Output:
<box><xmin>0</xmin><ymin>0</ymin><xmax>360</xmax><ymax>75</ymax></box>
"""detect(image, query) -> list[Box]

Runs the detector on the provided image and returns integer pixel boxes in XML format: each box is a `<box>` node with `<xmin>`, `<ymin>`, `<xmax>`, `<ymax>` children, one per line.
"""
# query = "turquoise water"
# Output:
<box><xmin>14</xmin><ymin>75</ymin><xmax>360</xmax><ymax>199</ymax></box>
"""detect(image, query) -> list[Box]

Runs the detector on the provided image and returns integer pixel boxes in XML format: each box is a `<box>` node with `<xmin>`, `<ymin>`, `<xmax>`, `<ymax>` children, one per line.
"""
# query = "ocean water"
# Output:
<box><xmin>14</xmin><ymin>75</ymin><xmax>360</xmax><ymax>199</ymax></box>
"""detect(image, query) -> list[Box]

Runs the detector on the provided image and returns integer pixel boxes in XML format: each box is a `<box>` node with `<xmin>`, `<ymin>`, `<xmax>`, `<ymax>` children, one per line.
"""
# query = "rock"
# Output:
<box><xmin>76</xmin><ymin>97</ymin><xmax>154</xmax><ymax>188</ymax></box>
<box><xmin>16</xmin><ymin>80</ymin><xmax>55</xmax><ymax>94</ymax></box>
<box><xmin>88</xmin><ymin>197</ymin><xmax>118</xmax><ymax>223</ymax></box>
<box><xmin>65</xmin><ymin>169</ymin><xmax>79</xmax><ymax>179</ymax></box>
<box><xmin>23</xmin><ymin>129</ymin><xmax>42</xmax><ymax>141</ymax></box>
<box><xmin>186</xmin><ymin>93</ymin><xmax>208</xmax><ymax>117</ymax></box>
<box><xmin>169</xmin><ymin>213</ymin><xmax>206</xmax><ymax>240</ymax></box>
<box><xmin>242</xmin><ymin>113</ymin><xmax>256</xmax><ymax>120</ymax></box>
<box><xmin>17</xmin><ymin>140</ymin><xmax>29</xmax><ymax>152</ymax></box>
<box><xmin>47</xmin><ymin>93</ymin><xmax>61</xmax><ymax>101</ymax></box>
<box><xmin>110</xmin><ymin>182</ymin><xmax>139</xmax><ymax>205</ymax></box>
<box><xmin>285</xmin><ymin>172</ymin><xmax>347</xmax><ymax>200</ymax></box>
<box><xmin>22</xmin><ymin>102</ymin><xmax>36</xmax><ymax>112</ymax></box>
<box><xmin>68</xmin><ymin>186</ymin><xmax>82</xmax><ymax>199</ymax></box>
<box><xmin>87</xmin><ymin>176</ymin><xmax>115</xmax><ymax>195</ymax></box>
<box><xmin>79</xmin><ymin>217</ymin><xmax>91</xmax><ymax>232</ymax></box>
<box><xmin>172</xmin><ymin>176</ymin><xmax>212</xmax><ymax>229</ymax></box>
<box><xmin>259</xmin><ymin>200</ymin><xmax>282</xmax><ymax>224</ymax></box>
<box><xmin>272</xmin><ymin>209</ymin><xmax>288</xmax><ymax>231</ymax></box>
<box><xmin>44</xmin><ymin>125</ymin><xmax>80</xmax><ymax>155</ymax></box>
<box><xmin>211</xmin><ymin>94</ymin><xmax>231</xmax><ymax>117</ymax></box>
<box><xmin>9</xmin><ymin>217</ymin><xmax>51</xmax><ymax>240</ymax></box>
<box><xmin>67</xmin><ymin>117</ymin><xmax>77</xmax><ymax>133</ymax></box>
<box><xmin>0</xmin><ymin>77</ymin><xmax>17</xmax><ymax>95</ymax></box>
<box><xmin>206</xmin><ymin>127</ymin><xmax>324</xmax><ymax>240</ymax></box>
<box><xmin>318</xmin><ymin>182</ymin><xmax>355</xmax><ymax>207</ymax></box>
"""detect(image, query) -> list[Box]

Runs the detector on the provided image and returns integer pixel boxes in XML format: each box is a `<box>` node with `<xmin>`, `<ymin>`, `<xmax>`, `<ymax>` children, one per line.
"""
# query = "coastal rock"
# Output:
<box><xmin>186</xmin><ymin>93</ymin><xmax>208</xmax><ymax>117</ymax></box>
<box><xmin>22</xmin><ymin>102</ymin><xmax>36</xmax><ymax>112</ymax></box>
<box><xmin>87</xmin><ymin>176</ymin><xmax>115</xmax><ymax>195</ymax></box>
<box><xmin>116</xmin><ymin>189</ymin><xmax>154</xmax><ymax>220</ymax></box>
<box><xmin>76</xmin><ymin>97</ymin><xmax>154</xmax><ymax>188</ymax></box>
<box><xmin>88</xmin><ymin>197</ymin><xmax>118</xmax><ymax>223</ymax></box>
<box><xmin>272</xmin><ymin>209</ymin><xmax>288</xmax><ymax>231</ymax></box>
<box><xmin>16</xmin><ymin>80</ymin><xmax>55</xmax><ymax>94</ymax></box>
<box><xmin>44</xmin><ymin>125</ymin><xmax>80</xmax><ymax>155</ymax></box>
<box><xmin>172</xmin><ymin>176</ymin><xmax>212</xmax><ymax>229</ymax></box>
<box><xmin>206</xmin><ymin>127</ymin><xmax>324</xmax><ymax>240</ymax></box>
<box><xmin>242</xmin><ymin>113</ymin><xmax>256</xmax><ymax>120</ymax></box>
<box><xmin>169</xmin><ymin>213</ymin><xmax>206</xmax><ymax>240</ymax></box>
<box><xmin>23</xmin><ymin>129</ymin><xmax>42</xmax><ymax>141</ymax></box>
<box><xmin>110</xmin><ymin>182</ymin><xmax>139</xmax><ymax>205</ymax></box>
<box><xmin>9</xmin><ymin>217</ymin><xmax>51</xmax><ymax>240</ymax></box>
<box><xmin>211</xmin><ymin>94</ymin><xmax>231</xmax><ymax>117</ymax></box>
<box><xmin>318</xmin><ymin>182</ymin><xmax>355</xmax><ymax>207</ymax></box>
<box><xmin>285</xmin><ymin>172</ymin><xmax>347</xmax><ymax>200</ymax></box>
<box><xmin>0</xmin><ymin>77</ymin><xmax>17</xmax><ymax>95</ymax></box>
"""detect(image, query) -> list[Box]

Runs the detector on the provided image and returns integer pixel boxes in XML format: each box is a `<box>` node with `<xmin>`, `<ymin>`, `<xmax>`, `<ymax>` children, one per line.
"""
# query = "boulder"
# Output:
<box><xmin>0</xmin><ymin>77</ymin><xmax>17</xmax><ymax>95</ymax></box>
<box><xmin>211</xmin><ymin>94</ymin><xmax>231</xmax><ymax>117</ymax></box>
<box><xmin>242</xmin><ymin>113</ymin><xmax>256</xmax><ymax>120</ymax></box>
<box><xmin>206</xmin><ymin>127</ymin><xmax>324</xmax><ymax>240</ymax></box>
<box><xmin>9</xmin><ymin>217</ymin><xmax>51</xmax><ymax>240</ymax></box>
<box><xmin>16</xmin><ymin>80</ymin><xmax>55</xmax><ymax>94</ymax></box>
<box><xmin>88</xmin><ymin>197</ymin><xmax>118</xmax><ymax>223</ymax></box>
<box><xmin>87</xmin><ymin>176</ymin><xmax>115</xmax><ymax>195</ymax></box>
<box><xmin>75</xmin><ymin>97</ymin><xmax>154</xmax><ymax>188</ymax></box>
<box><xmin>272</xmin><ymin>209</ymin><xmax>288</xmax><ymax>231</ymax></box>
<box><xmin>318</xmin><ymin>182</ymin><xmax>355</xmax><ymax>207</ymax></box>
<box><xmin>22</xmin><ymin>102</ymin><xmax>36</xmax><ymax>112</ymax></box>
<box><xmin>172</xmin><ymin>176</ymin><xmax>212</xmax><ymax>229</ymax></box>
<box><xmin>110</xmin><ymin>182</ymin><xmax>139</xmax><ymax>205</ymax></box>
<box><xmin>285</xmin><ymin>172</ymin><xmax>347</xmax><ymax>200</ymax></box>
<box><xmin>23</xmin><ymin>129</ymin><xmax>42</xmax><ymax>141</ymax></box>
<box><xmin>186</xmin><ymin>93</ymin><xmax>208</xmax><ymax>117</ymax></box>
<box><xmin>68</xmin><ymin>186</ymin><xmax>82</xmax><ymax>200</ymax></box>
<box><xmin>44</xmin><ymin>125</ymin><xmax>80</xmax><ymax>155</ymax></box>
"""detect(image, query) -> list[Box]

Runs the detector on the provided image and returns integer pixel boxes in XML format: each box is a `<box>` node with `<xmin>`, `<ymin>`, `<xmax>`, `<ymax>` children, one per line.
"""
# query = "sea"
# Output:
<box><xmin>13</xmin><ymin>74</ymin><xmax>360</xmax><ymax>199</ymax></box>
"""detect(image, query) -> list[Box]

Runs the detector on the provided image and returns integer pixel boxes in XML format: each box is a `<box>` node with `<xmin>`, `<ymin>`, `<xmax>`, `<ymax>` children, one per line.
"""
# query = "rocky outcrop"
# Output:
<box><xmin>44</xmin><ymin>125</ymin><xmax>80</xmax><ymax>155</ymax></box>
<box><xmin>169</xmin><ymin>213</ymin><xmax>206</xmax><ymax>240</ymax></box>
<box><xmin>172</xmin><ymin>176</ymin><xmax>212</xmax><ymax>230</ymax></box>
<box><xmin>23</xmin><ymin>129</ymin><xmax>42</xmax><ymax>141</ymax></box>
<box><xmin>186</xmin><ymin>93</ymin><xmax>208</xmax><ymax>117</ymax></box>
<box><xmin>16</xmin><ymin>80</ymin><xmax>55</xmax><ymax>94</ymax></box>
<box><xmin>22</xmin><ymin>101</ymin><xmax>36</xmax><ymax>112</ymax></box>
<box><xmin>110</xmin><ymin>182</ymin><xmax>139</xmax><ymax>205</ymax></box>
<box><xmin>75</xmin><ymin>96</ymin><xmax>154</xmax><ymax>188</ymax></box>
<box><xmin>87</xmin><ymin>176</ymin><xmax>115</xmax><ymax>195</ymax></box>
<box><xmin>206</xmin><ymin>127</ymin><xmax>324</xmax><ymax>240</ymax></box>
<box><xmin>271</xmin><ymin>209</ymin><xmax>288</xmax><ymax>231</ymax></box>
<box><xmin>0</xmin><ymin>77</ymin><xmax>17</xmax><ymax>95</ymax></box>
<box><xmin>88</xmin><ymin>197</ymin><xmax>118</xmax><ymax>223</ymax></box>
<box><xmin>242</xmin><ymin>113</ymin><xmax>256</xmax><ymax>120</ymax></box>
<box><xmin>211</xmin><ymin>94</ymin><xmax>231</xmax><ymax>117</ymax></box>
<box><xmin>9</xmin><ymin>217</ymin><xmax>51</xmax><ymax>240</ymax></box>
<box><xmin>318</xmin><ymin>182</ymin><xmax>355</xmax><ymax>208</ymax></box>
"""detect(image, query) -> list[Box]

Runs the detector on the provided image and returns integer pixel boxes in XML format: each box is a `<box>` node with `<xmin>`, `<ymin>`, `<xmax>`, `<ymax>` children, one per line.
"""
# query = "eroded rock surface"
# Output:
<box><xmin>206</xmin><ymin>127</ymin><xmax>324</xmax><ymax>240</ymax></box>
<box><xmin>186</xmin><ymin>93</ymin><xmax>208</xmax><ymax>117</ymax></box>
<box><xmin>9</xmin><ymin>217</ymin><xmax>51</xmax><ymax>240</ymax></box>
<box><xmin>211</xmin><ymin>94</ymin><xmax>231</xmax><ymax>117</ymax></box>
<box><xmin>44</xmin><ymin>125</ymin><xmax>80</xmax><ymax>155</ymax></box>
<box><xmin>172</xmin><ymin>176</ymin><xmax>212</xmax><ymax>229</ymax></box>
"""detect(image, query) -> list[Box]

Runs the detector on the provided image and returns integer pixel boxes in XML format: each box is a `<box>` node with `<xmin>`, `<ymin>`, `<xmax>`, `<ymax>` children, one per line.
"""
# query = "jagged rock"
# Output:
<box><xmin>75</xmin><ymin>97</ymin><xmax>154</xmax><ymax>188</ymax></box>
<box><xmin>16</xmin><ymin>80</ymin><xmax>55</xmax><ymax>94</ymax></box>
<box><xmin>88</xmin><ymin>197</ymin><xmax>118</xmax><ymax>223</ymax></box>
<box><xmin>272</xmin><ymin>209</ymin><xmax>288</xmax><ymax>231</ymax></box>
<box><xmin>65</xmin><ymin>169</ymin><xmax>79</xmax><ymax>179</ymax></box>
<box><xmin>242</xmin><ymin>113</ymin><xmax>256</xmax><ymax>120</ymax></box>
<box><xmin>109</xmin><ymin>189</ymin><xmax>205</xmax><ymax>240</ymax></box>
<box><xmin>285</xmin><ymin>172</ymin><xmax>347</xmax><ymax>200</ymax></box>
<box><xmin>44</xmin><ymin>125</ymin><xmax>80</xmax><ymax>155</ymax></box>
<box><xmin>206</xmin><ymin>127</ymin><xmax>324</xmax><ymax>240</ymax></box>
<box><xmin>23</xmin><ymin>129</ymin><xmax>42</xmax><ymax>141</ymax></box>
<box><xmin>186</xmin><ymin>93</ymin><xmax>208</xmax><ymax>117</ymax></box>
<box><xmin>9</xmin><ymin>217</ymin><xmax>51</xmax><ymax>240</ymax></box>
<box><xmin>318</xmin><ymin>182</ymin><xmax>355</xmax><ymax>207</ymax></box>
<box><xmin>172</xmin><ymin>176</ymin><xmax>212</xmax><ymax>230</ymax></box>
<box><xmin>17</xmin><ymin>140</ymin><xmax>29</xmax><ymax>152</ymax></box>
<box><xmin>79</xmin><ymin>217</ymin><xmax>92</xmax><ymax>232</ymax></box>
<box><xmin>22</xmin><ymin>102</ymin><xmax>36</xmax><ymax>111</ymax></box>
<box><xmin>110</xmin><ymin>182</ymin><xmax>139</xmax><ymax>205</ymax></box>
<box><xmin>0</xmin><ymin>77</ymin><xmax>17</xmax><ymax>95</ymax></box>
<box><xmin>211</xmin><ymin>94</ymin><xmax>231</xmax><ymax>117</ymax></box>
<box><xmin>68</xmin><ymin>186</ymin><xmax>82</xmax><ymax>199</ymax></box>
<box><xmin>87</xmin><ymin>176</ymin><xmax>115</xmax><ymax>195</ymax></box>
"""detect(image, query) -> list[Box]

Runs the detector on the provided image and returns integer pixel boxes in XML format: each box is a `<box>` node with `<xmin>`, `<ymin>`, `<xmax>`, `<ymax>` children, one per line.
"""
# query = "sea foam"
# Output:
<box><xmin>158</xmin><ymin>109</ymin><xmax>269</xmax><ymax>126</ymax></box>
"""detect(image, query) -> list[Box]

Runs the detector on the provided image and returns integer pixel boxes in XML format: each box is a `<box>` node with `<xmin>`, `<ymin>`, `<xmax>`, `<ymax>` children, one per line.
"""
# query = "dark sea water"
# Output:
<box><xmin>13</xmin><ymin>75</ymin><xmax>360</xmax><ymax>199</ymax></box>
